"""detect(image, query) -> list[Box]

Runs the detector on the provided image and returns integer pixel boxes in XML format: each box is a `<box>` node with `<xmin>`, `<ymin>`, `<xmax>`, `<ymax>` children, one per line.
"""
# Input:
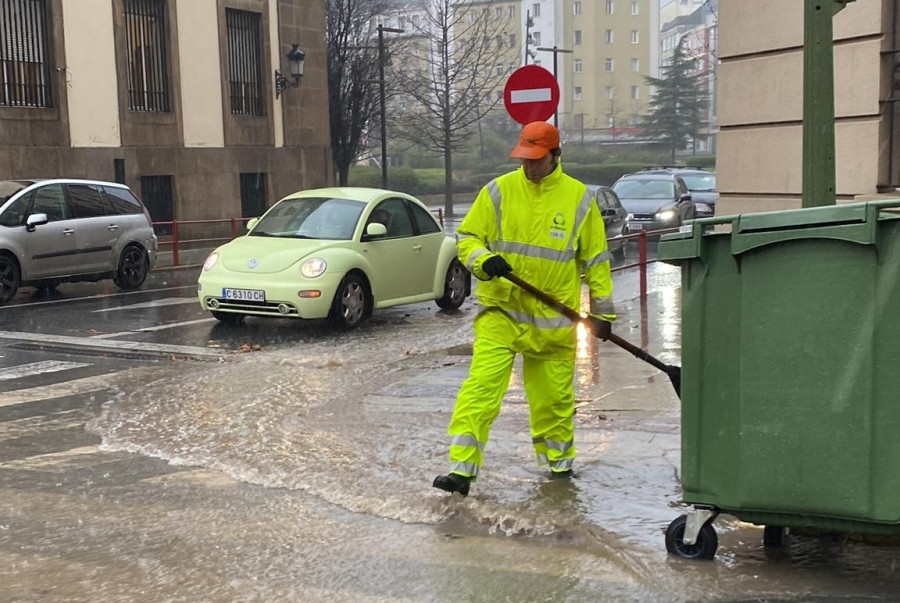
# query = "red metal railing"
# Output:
<box><xmin>153</xmin><ymin>217</ymin><xmax>253</xmax><ymax>267</ymax></box>
<box><xmin>608</xmin><ymin>227</ymin><xmax>681</xmax><ymax>299</ymax></box>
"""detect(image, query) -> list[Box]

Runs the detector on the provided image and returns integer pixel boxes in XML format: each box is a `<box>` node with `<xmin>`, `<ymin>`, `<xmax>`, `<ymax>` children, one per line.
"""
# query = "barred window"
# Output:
<box><xmin>124</xmin><ymin>0</ymin><xmax>170</xmax><ymax>112</ymax></box>
<box><xmin>1</xmin><ymin>0</ymin><xmax>52</xmax><ymax>108</ymax></box>
<box><xmin>226</xmin><ymin>9</ymin><xmax>263</xmax><ymax>116</ymax></box>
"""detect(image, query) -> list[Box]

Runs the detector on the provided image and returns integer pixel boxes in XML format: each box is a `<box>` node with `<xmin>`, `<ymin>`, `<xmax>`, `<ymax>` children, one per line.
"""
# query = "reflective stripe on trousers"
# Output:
<box><xmin>447</xmin><ymin>310</ymin><xmax>577</xmax><ymax>477</ymax></box>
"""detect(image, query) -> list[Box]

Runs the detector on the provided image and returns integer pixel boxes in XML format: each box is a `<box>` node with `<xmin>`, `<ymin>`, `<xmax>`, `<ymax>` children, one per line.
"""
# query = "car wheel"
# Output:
<box><xmin>0</xmin><ymin>253</ymin><xmax>21</xmax><ymax>304</ymax></box>
<box><xmin>436</xmin><ymin>259</ymin><xmax>468</xmax><ymax>310</ymax></box>
<box><xmin>328</xmin><ymin>273</ymin><xmax>370</xmax><ymax>330</ymax></box>
<box><xmin>211</xmin><ymin>311</ymin><xmax>245</xmax><ymax>325</ymax></box>
<box><xmin>114</xmin><ymin>245</ymin><xmax>149</xmax><ymax>290</ymax></box>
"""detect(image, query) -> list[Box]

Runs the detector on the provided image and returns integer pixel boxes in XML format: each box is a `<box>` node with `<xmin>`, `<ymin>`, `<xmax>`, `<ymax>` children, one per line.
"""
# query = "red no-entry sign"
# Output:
<box><xmin>503</xmin><ymin>65</ymin><xmax>560</xmax><ymax>125</ymax></box>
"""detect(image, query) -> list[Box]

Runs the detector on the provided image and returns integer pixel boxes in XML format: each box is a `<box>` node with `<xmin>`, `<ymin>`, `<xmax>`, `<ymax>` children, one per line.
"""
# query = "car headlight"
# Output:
<box><xmin>695</xmin><ymin>203</ymin><xmax>713</xmax><ymax>215</ymax></box>
<box><xmin>202</xmin><ymin>251</ymin><xmax>219</xmax><ymax>272</ymax></box>
<box><xmin>656</xmin><ymin>209</ymin><xmax>677</xmax><ymax>222</ymax></box>
<box><xmin>300</xmin><ymin>257</ymin><xmax>327</xmax><ymax>278</ymax></box>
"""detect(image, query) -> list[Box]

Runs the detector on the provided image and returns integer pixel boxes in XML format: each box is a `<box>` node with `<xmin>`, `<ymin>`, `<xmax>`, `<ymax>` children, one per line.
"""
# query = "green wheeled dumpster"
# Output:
<box><xmin>657</xmin><ymin>200</ymin><xmax>900</xmax><ymax>560</ymax></box>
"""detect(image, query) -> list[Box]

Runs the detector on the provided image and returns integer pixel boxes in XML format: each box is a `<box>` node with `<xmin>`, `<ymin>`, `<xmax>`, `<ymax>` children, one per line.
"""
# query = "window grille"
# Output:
<box><xmin>140</xmin><ymin>175</ymin><xmax>174</xmax><ymax>235</ymax></box>
<box><xmin>124</xmin><ymin>0</ymin><xmax>170</xmax><ymax>112</ymax></box>
<box><xmin>226</xmin><ymin>9</ymin><xmax>263</xmax><ymax>116</ymax></box>
<box><xmin>1</xmin><ymin>0</ymin><xmax>52</xmax><ymax>108</ymax></box>
<box><xmin>240</xmin><ymin>173</ymin><xmax>267</xmax><ymax>218</ymax></box>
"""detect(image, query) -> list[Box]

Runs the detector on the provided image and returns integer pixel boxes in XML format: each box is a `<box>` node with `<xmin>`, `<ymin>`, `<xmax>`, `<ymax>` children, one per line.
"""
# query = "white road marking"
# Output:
<box><xmin>0</xmin><ymin>372</ymin><xmax>131</xmax><ymax>408</ymax></box>
<box><xmin>0</xmin><ymin>331</ymin><xmax>226</xmax><ymax>359</ymax></box>
<box><xmin>89</xmin><ymin>317</ymin><xmax>216</xmax><ymax>339</ymax></box>
<box><xmin>510</xmin><ymin>87</ymin><xmax>552</xmax><ymax>103</ymax></box>
<box><xmin>91</xmin><ymin>297</ymin><xmax>198</xmax><ymax>313</ymax></box>
<box><xmin>0</xmin><ymin>445</ymin><xmax>102</xmax><ymax>469</ymax></box>
<box><xmin>0</xmin><ymin>360</ymin><xmax>90</xmax><ymax>380</ymax></box>
<box><xmin>0</xmin><ymin>285</ymin><xmax>195</xmax><ymax>309</ymax></box>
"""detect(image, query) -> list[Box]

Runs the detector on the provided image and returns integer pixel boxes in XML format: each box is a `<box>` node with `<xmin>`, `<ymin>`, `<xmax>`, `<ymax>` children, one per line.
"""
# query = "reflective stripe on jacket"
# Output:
<box><xmin>456</xmin><ymin>162</ymin><xmax>615</xmax><ymax>351</ymax></box>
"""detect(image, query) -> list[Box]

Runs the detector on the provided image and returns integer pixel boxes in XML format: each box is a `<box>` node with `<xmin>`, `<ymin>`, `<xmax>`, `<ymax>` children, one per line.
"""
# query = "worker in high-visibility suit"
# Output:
<box><xmin>433</xmin><ymin>121</ymin><xmax>615</xmax><ymax>497</ymax></box>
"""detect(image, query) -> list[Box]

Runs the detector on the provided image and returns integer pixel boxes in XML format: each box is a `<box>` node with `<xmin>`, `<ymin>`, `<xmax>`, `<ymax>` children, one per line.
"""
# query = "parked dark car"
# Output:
<box><xmin>610</xmin><ymin>173</ymin><xmax>696</xmax><ymax>233</ymax></box>
<box><xmin>637</xmin><ymin>166</ymin><xmax>717</xmax><ymax>217</ymax></box>
<box><xmin>588</xmin><ymin>184</ymin><xmax>630</xmax><ymax>261</ymax></box>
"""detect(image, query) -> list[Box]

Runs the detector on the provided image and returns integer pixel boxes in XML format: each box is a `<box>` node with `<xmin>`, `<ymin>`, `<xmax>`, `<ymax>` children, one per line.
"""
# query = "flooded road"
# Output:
<box><xmin>4</xmin><ymin>262</ymin><xmax>900</xmax><ymax>601</ymax></box>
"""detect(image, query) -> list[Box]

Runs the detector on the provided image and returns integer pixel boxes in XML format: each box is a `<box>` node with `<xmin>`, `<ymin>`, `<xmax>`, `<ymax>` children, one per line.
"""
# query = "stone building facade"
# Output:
<box><xmin>0</xmin><ymin>0</ymin><xmax>332</xmax><ymax>227</ymax></box>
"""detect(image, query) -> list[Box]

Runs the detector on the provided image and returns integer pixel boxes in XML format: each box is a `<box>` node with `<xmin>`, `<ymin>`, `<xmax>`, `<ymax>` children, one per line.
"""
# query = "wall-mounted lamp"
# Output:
<box><xmin>274</xmin><ymin>43</ymin><xmax>306</xmax><ymax>98</ymax></box>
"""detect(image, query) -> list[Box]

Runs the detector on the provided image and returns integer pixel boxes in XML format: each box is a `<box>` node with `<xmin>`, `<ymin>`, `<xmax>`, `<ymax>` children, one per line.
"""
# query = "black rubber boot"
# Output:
<box><xmin>432</xmin><ymin>473</ymin><xmax>471</xmax><ymax>496</ymax></box>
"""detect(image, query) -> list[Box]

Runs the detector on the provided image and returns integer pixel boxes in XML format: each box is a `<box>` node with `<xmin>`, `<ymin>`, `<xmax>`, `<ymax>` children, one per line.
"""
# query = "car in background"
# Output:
<box><xmin>637</xmin><ymin>166</ymin><xmax>717</xmax><ymax>217</ymax></box>
<box><xmin>0</xmin><ymin>179</ymin><xmax>158</xmax><ymax>304</ymax></box>
<box><xmin>197</xmin><ymin>187</ymin><xmax>471</xmax><ymax>329</ymax></box>
<box><xmin>610</xmin><ymin>172</ymin><xmax>696</xmax><ymax>233</ymax></box>
<box><xmin>588</xmin><ymin>184</ymin><xmax>631</xmax><ymax>261</ymax></box>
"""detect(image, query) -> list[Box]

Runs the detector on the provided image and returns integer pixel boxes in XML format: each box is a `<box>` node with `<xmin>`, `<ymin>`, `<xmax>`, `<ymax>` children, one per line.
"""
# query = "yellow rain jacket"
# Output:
<box><xmin>457</xmin><ymin>162</ymin><xmax>615</xmax><ymax>355</ymax></box>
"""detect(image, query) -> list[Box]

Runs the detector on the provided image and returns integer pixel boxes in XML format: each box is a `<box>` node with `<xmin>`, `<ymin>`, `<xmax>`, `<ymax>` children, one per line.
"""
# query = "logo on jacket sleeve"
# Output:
<box><xmin>550</xmin><ymin>212</ymin><xmax>566</xmax><ymax>240</ymax></box>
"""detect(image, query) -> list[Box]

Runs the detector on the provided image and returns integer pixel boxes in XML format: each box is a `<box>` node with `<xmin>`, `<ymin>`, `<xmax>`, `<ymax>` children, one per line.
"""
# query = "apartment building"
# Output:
<box><xmin>517</xmin><ymin>0</ymin><xmax>658</xmax><ymax>141</ymax></box>
<box><xmin>1</xmin><ymin>0</ymin><xmax>332</xmax><ymax>226</ymax></box>
<box><xmin>717</xmin><ymin>1</ymin><xmax>898</xmax><ymax>215</ymax></box>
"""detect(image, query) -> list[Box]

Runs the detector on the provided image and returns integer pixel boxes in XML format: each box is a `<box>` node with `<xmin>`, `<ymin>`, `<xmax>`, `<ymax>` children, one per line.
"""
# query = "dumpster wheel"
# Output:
<box><xmin>665</xmin><ymin>514</ymin><xmax>718</xmax><ymax>560</ymax></box>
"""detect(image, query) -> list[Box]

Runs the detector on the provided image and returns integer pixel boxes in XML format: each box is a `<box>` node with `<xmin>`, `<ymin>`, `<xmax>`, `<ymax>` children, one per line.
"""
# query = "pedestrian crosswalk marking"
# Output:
<box><xmin>0</xmin><ymin>371</ymin><xmax>140</xmax><ymax>408</ymax></box>
<box><xmin>90</xmin><ymin>317</ymin><xmax>215</xmax><ymax>339</ymax></box>
<box><xmin>0</xmin><ymin>445</ymin><xmax>102</xmax><ymax>469</ymax></box>
<box><xmin>0</xmin><ymin>360</ymin><xmax>90</xmax><ymax>381</ymax></box>
<box><xmin>0</xmin><ymin>330</ymin><xmax>226</xmax><ymax>359</ymax></box>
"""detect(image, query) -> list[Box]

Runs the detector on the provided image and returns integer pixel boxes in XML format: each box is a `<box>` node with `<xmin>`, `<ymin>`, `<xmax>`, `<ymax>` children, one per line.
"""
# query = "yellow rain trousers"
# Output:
<box><xmin>447</xmin><ymin>162</ymin><xmax>615</xmax><ymax>478</ymax></box>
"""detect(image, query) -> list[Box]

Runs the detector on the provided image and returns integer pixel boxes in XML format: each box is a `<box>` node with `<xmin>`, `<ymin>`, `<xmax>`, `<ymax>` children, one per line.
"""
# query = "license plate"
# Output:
<box><xmin>222</xmin><ymin>288</ymin><xmax>266</xmax><ymax>302</ymax></box>
<box><xmin>631</xmin><ymin>222</ymin><xmax>646</xmax><ymax>230</ymax></box>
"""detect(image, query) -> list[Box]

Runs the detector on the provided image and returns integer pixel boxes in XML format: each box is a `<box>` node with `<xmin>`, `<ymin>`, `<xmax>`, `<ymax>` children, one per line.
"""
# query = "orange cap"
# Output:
<box><xmin>509</xmin><ymin>121</ymin><xmax>560</xmax><ymax>160</ymax></box>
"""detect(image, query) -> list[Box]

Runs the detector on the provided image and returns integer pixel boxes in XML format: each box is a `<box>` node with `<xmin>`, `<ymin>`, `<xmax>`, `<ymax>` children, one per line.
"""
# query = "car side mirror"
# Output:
<box><xmin>680</xmin><ymin>193</ymin><xmax>693</xmax><ymax>203</ymax></box>
<box><xmin>25</xmin><ymin>213</ymin><xmax>48</xmax><ymax>232</ymax></box>
<box><xmin>600</xmin><ymin>208</ymin><xmax>616</xmax><ymax>217</ymax></box>
<box><xmin>364</xmin><ymin>222</ymin><xmax>388</xmax><ymax>239</ymax></box>
<box><xmin>245</xmin><ymin>217</ymin><xmax>258</xmax><ymax>231</ymax></box>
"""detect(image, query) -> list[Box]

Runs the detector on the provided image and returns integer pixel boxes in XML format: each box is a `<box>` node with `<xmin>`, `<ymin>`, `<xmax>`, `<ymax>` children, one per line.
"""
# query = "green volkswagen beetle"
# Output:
<box><xmin>197</xmin><ymin>187</ymin><xmax>470</xmax><ymax>329</ymax></box>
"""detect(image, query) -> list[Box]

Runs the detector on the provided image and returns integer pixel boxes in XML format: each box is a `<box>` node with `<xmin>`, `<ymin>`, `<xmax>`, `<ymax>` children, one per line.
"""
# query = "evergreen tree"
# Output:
<box><xmin>641</xmin><ymin>40</ymin><xmax>708</xmax><ymax>163</ymax></box>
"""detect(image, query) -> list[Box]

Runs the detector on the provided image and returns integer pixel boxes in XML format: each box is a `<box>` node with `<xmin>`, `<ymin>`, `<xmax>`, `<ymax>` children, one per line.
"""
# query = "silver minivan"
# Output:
<box><xmin>0</xmin><ymin>179</ymin><xmax>158</xmax><ymax>303</ymax></box>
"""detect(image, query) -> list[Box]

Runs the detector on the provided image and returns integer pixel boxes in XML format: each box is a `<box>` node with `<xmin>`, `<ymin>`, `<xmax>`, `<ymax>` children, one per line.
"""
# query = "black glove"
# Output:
<box><xmin>482</xmin><ymin>255</ymin><xmax>513</xmax><ymax>278</ymax></box>
<box><xmin>586</xmin><ymin>316</ymin><xmax>612</xmax><ymax>341</ymax></box>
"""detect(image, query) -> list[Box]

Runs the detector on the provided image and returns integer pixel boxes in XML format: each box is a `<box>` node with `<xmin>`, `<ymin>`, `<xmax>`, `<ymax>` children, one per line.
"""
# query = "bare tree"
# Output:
<box><xmin>391</xmin><ymin>0</ymin><xmax>511</xmax><ymax>217</ymax></box>
<box><xmin>327</xmin><ymin>0</ymin><xmax>394</xmax><ymax>185</ymax></box>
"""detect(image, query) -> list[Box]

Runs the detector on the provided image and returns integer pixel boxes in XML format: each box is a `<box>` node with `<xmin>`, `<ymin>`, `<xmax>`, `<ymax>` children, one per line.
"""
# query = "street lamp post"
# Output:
<box><xmin>537</xmin><ymin>45</ymin><xmax>572</xmax><ymax>127</ymax></box>
<box><xmin>377</xmin><ymin>24</ymin><xmax>403</xmax><ymax>188</ymax></box>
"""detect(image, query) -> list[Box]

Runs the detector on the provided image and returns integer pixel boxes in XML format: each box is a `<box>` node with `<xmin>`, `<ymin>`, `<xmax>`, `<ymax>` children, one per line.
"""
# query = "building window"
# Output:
<box><xmin>532</xmin><ymin>31</ymin><xmax>541</xmax><ymax>46</ymax></box>
<box><xmin>631</xmin><ymin>1</ymin><xmax>639</xmax><ymax>15</ymax></box>
<box><xmin>605</xmin><ymin>29</ymin><xmax>614</xmax><ymax>44</ymax></box>
<box><xmin>574</xmin><ymin>1</ymin><xmax>581</xmax><ymax>15</ymax></box>
<box><xmin>631</xmin><ymin>30</ymin><xmax>639</xmax><ymax>44</ymax></box>
<box><xmin>631</xmin><ymin>85</ymin><xmax>639</xmax><ymax>100</ymax></box>
<box><xmin>508</xmin><ymin>5</ymin><xmax>515</xmax><ymax>18</ymax></box>
<box><xmin>226</xmin><ymin>8</ymin><xmax>263</xmax><ymax>116</ymax></box>
<box><xmin>605</xmin><ymin>58</ymin><xmax>614</xmax><ymax>72</ymax></box>
<box><xmin>631</xmin><ymin>58</ymin><xmax>640</xmax><ymax>72</ymax></box>
<box><xmin>398</xmin><ymin>16</ymin><xmax>406</xmax><ymax>29</ymax></box>
<box><xmin>496</xmin><ymin>35</ymin><xmax>503</xmax><ymax>50</ymax></box>
<box><xmin>574</xmin><ymin>59</ymin><xmax>582</xmax><ymax>73</ymax></box>
<box><xmin>1</xmin><ymin>0</ymin><xmax>52</xmax><ymax>108</ymax></box>
<box><xmin>573</xmin><ymin>86</ymin><xmax>582</xmax><ymax>101</ymax></box>
<box><xmin>606</xmin><ymin>1</ymin><xmax>614</xmax><ymax>14</ymax></box>
<box><xmin>412</xmin><ymin>14</ymin><xmax>419</xmax><ymax>27</ymax></box>
<box><xmin>240</xmin><ymin>173</ymin><xmax>267</xmax><ymax>218</ymax></box>
<box><xmin>495</xmin><ymin>7</ymin><xmax>502</xmax><ymax>18</ymax></box>
<box><xmin>574</xmin><ymin>31</ymin><xmax>581</xmax><ymax>45</ymax></box>
<box><xmin>495</xmin><ymin>64</ymin><xmax>504</xmax><ymax>76</ymax></box>
<box><xmin>509</xmin><ymin>34</ymin><xmax>516</xmax><ymax>48</ymax></box>
<box><xmin>606</xmin><ymin>85</ymin><xmax>614</xmax><ymax>99</ymax></box>
<box><xmin>532</xmin><ymin>3</ymin><xmax>540</xmax><ymax>17</ymax></box>
<box><xmin>140</xmin><ymin>175</ymin><xmax>174</xmax><ymax>235</ymax></box>
<box><xmin>124</xmin><ymin>0</ymin><xmax>170</xmax><ymax>112</ymax></box>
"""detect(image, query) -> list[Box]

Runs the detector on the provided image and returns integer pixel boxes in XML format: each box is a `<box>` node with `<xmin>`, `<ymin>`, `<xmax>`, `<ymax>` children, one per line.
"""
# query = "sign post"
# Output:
<box><xmin>503</xmin><ymin>65</ymin><xmax>560</xmax><ymax>125</ymax></box>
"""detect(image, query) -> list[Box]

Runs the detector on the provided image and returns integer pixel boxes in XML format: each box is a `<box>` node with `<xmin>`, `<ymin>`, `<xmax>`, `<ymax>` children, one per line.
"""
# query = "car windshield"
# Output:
<box><xmin>249</xmin><ymin>197</ymin><xmax>366</xmax><ymax>240</ymax></box>
<box><xmin>0</xmin><ymin>180</ymin><xmax>29</xmax><ymax>206</ymax></box>
<box><xmin>613</xmin><ymin>179</ymin><xmax>675</xmax><ymax>199</ymax></box>
<box><xmin>680</xmin><ymin>173</ymin><xmax>716</xmax><ymax>192</ymax></box>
